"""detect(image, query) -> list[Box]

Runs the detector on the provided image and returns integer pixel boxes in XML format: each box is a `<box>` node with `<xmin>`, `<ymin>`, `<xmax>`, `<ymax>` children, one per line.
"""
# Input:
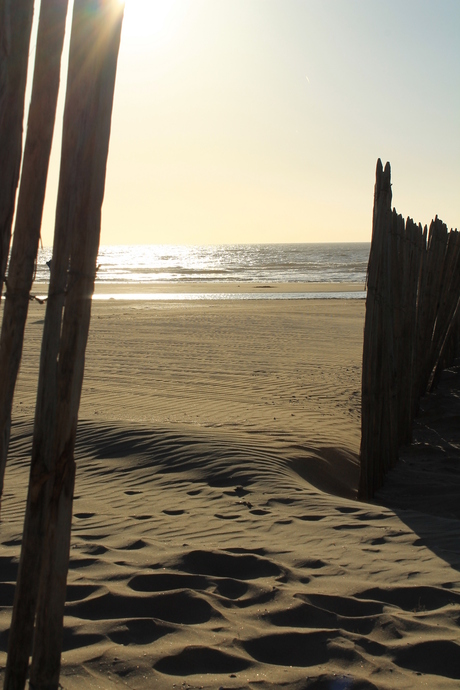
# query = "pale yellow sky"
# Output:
<box><xmin>28</xmin><ymin>0</ymin><xmax>460</xmax><ymax>246</ymax></box>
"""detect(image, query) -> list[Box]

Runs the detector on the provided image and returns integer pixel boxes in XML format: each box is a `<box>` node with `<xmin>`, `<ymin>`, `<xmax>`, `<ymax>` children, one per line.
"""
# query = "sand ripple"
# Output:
<box><xmin>1</xmin><ymin>418</ymin><xmax>459</xmax><ymax>689</ymax></box>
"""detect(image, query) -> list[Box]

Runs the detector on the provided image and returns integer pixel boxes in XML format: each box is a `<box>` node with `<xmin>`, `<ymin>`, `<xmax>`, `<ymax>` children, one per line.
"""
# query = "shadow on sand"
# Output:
<box><xmin>375</xmin><ymin>359</ymin><xmax>460</xmax><ymax>574</ymax></box>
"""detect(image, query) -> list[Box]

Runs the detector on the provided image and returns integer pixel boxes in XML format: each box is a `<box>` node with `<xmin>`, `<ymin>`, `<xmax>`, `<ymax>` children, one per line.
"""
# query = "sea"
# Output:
<box><xmin>34</xmin><ymin>243</ymin><xmax>370</xmax><ymax>301</ymax></box>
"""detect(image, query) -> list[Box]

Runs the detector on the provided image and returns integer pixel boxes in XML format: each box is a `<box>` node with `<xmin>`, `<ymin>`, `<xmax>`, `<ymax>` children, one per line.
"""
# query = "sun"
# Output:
<box><xmin>121</xmin><ymin>0</ymin><xmax>189</xmax><ymax>43</ymax></box>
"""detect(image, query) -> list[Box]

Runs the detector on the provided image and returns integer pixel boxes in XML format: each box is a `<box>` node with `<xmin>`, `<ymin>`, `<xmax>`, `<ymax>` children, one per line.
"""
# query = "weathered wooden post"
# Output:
<box><xmin>0</xmin><ymin>0</ymin><xmax>70</xmax><ymax>506</ymax></box>
<box><xmin>426</xmin><ymin>229</ymin><xmax>460</xmax><ymax>390</ymax></box>
<box><xmin>0</xmin><ymin>0</ymin><xmax>34</xmax><ymax>298</ymax></box>
<box><xmin>414</xmin><ymin>218</ymin><xmax>448</xmax><ymax>400</ymax></box>
<box><xmin>4</xmin><ymin>1</ymin><xmax>124</xmax><ymax>688</ymax></box>
<box><xmin>359</xmin><ymin>159</ymin><xmax>398</xmax><ymax>499</ymax></box>
<box><xmin>399</xmin><ymin>218</ymin><xmax>425</xmax><ymax>443</ymax></box>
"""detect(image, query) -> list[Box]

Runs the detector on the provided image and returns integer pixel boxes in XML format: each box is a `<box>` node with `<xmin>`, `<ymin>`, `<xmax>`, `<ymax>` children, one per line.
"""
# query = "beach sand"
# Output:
<box><xmin>1</xmin><ymin>288</ymin><xmax>459</xmax><ymax>689</ymax></box>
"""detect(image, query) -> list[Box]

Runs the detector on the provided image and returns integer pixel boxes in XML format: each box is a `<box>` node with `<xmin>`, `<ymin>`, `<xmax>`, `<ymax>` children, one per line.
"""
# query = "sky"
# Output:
<box><xmin>26</xmin><ymin>0</ymin><xmax>460</xmax><ymax>246</ymax></box>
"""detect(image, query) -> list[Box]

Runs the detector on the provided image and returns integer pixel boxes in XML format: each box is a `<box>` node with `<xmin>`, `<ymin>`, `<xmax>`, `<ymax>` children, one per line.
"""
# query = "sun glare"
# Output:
<box><xmin>121</xmin><ymin>0</ymin><xmax>188</xmax><ymax>42</ymax></box>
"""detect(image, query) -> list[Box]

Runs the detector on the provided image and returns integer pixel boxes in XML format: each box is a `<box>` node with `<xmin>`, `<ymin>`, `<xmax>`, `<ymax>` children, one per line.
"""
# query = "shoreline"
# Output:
<box><xmin>29</xmin><ymin>280</ymin><xmax>366</xmax><ymax>301</ymax></box>
<box><xmin>91</xmin><ymin>280</ymin><xmax>366</xmax><ymax>294</ymax></box>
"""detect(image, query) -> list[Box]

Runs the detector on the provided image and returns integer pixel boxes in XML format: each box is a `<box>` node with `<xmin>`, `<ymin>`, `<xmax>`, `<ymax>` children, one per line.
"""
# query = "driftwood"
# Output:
<box><xmin>0</xmin><ymin>0</ymin><xmax>70</xmax><ymax>507</ymax></box>
<box><xmin>4</xmin><ymin>1</ymin><xmax>124</xmax><ymax>688</ymax></box>
<box><xmin>359</xmin><ymin>160</ymin><xmax>460</xmax><ymax>499</ymax></box>
<box><xmin>0</xmin><ymin>0</ymin><xmax>34</xmax><ymax>298</ymax></box>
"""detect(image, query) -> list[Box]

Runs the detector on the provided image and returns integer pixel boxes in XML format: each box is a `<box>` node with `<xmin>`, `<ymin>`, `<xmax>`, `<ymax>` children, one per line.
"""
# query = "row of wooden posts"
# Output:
<box><xmin>359</xmin><ymin>159</ymin><xmax>460</xmax><ymax>500</ymax></box>
<box><xmin>0</xmin><ymin>1</ymin><xmax>124</xmax><ymax>688</ymax></box>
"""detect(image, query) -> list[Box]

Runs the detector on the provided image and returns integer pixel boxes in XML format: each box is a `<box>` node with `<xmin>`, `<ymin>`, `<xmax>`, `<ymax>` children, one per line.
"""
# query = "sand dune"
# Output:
<box><xmin>1</xmin><ymin>295</ymin><xmax>459</xmax><ymax>688</ymax></box>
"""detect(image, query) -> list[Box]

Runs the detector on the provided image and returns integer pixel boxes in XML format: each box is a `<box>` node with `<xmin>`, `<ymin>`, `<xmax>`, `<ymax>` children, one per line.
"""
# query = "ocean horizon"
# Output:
<box><xmin>33</xmin><ymin>243</ymin><xmax>369</xmax><ymax>301</ymax></box>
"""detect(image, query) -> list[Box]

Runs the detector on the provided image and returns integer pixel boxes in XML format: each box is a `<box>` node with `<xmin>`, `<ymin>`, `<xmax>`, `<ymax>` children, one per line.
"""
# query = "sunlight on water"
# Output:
<box><xmin>34</xmin><ymin>243</ymin><xmax>369</xmax><ymax>293</ymax></box>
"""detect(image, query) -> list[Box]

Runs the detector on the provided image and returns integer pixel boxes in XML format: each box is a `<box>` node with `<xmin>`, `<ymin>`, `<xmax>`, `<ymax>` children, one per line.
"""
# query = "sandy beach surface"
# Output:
<box><xmin>1</xmin><ymin>286</ymin><xmax>459</xmax><ymax>689</ymax></box>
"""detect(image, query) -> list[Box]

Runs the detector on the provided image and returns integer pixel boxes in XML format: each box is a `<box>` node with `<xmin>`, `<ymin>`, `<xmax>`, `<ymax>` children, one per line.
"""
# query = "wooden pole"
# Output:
<box><xmin>0</xmin><ymin>0</ymin><xmax>70</xmax><ymax>507</ymax></box>
<box><xmin>4</xmin><ymin>1</ymin><xmax>124</xmax><ymax>688</ymax></box>
<box><xmin>359</xmin><ymin>159</ymin><xmax>394</xmax><ymax>498</ymax></box>
<box><xmin>0</xmin><ymin>0</ymin><xmax>35</xmax><ymax>298</ymax></box>
<box><xmin>427</xmin><ymin>230</ymin><xmax>460</xmax><ymax>389</ymax></box>
<box><xmin>415</xmin><ymin>219</ymin><xmax>448</xmax><ymax>398</ymax></box>
<box><xmin>389</xmin><ymin>209</ymin><xmax>405</xmax><ymax>446</ymax></box>
<box><xmin>360</xmin><ymin>160</ymin><xmax>414</xmax><ymax>498</ymax></box>
<box><xmin>402</xmin><ymin>218</ymin><xmax>425</xmax><ymax>441</ymax></box>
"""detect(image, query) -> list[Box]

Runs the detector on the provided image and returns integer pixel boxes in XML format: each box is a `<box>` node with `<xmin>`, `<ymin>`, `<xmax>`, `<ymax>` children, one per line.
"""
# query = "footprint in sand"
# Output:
<box><xmin>130</xmin><ymin>514</ymin><xmax>152</xmax><ymax>521</ymax></box>
<box><xmin>129</xmin><ymin>572</ymin><xmax>208</xmax><ymax>593</ymax></box>
<box><xmin>214</xmin><ymin>513</ymin><xmax>240</xmax><ymax>520</ymax></box>
<box><xmin>266</xmin><ymin>600</ymin><xmax>376</xmax><ymax>636</ymax></box>
<box><xmin>81</xmin><ymin>544</ymin><xmax>107</xmax><ymax>556</ymax></box>
<box><xmin>178</xmin><ymin>549</ymin><xmax>283</xmax><ymax>580</ymax></box>
<box><xmin>393</xmin><ymin>639</ymin><xmax>460</xmax><ymax>679</ymax></box>
<box><xmin>66</xmin><ymin>589</ymin><xmax>220</xmax><ymax>625</ymax></box>
<box><xmin>68</xmin><ymin>557</ymin><xmax>98</xmax><ymax>569</ymax></box>
<box><xmin>108</xmin><ymin>618</ymin><xmax>172</xmax><ymax>646</ymax></box>
<box><xmin>154</xmin><ymin>645</ymin><xmax>251</xmax><ymax>675</ymax></box>
<box><xmin>61</xmin><ymin>630</ymin><xmax>105</xmax><ymax>653</ymax></box>
<box><xmin>295</xmin><ymin>558</ymin><xmax>327</xmax><ymax>570</ymax></box>
<box><xmin>356</xmin><ymin>584</ymin><xmax>460</xmax><ymax>612</ymax></box>
<box><xmin>118</xmin><ymin>539</ymin><xmax>148</xmax><ymax>551</ymax></box>
<box><xmin>242</xmin><ymin>630</ymin><xmax>334</xmax><ymax>667</ymax></box>
<box><xmin>65</xmin><ymin>584</ymin><xmax>99</xmax><ymax>602</ymax></box>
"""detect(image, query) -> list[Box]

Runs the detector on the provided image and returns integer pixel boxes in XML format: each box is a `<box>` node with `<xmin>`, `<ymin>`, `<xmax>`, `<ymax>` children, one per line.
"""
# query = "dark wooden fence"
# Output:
<box><xmin>359</xmin><ymin>160</ymin><xmax>460</xmax><ymax>499</ymax></box>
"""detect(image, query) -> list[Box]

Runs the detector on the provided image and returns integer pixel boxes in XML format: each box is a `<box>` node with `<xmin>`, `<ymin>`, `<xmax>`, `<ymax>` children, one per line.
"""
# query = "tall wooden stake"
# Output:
<box><xmin>4</xmin><ymin>1</ymin><xmax>124</xmax><ymax>688</ymax></box>
<box><xmin>359</xmin><ymin>160</ymin><xmax>395</xmax><ymax>498</ymax></box>
<box><xmin>0</xmin><ymin>0</ymin><xmax>70</xmax><ymax>507</ymax></box>
<box><xmin>0</xmin><ymin>0</ymin><xmax>34</xmax><ymax>298</ymax></box>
